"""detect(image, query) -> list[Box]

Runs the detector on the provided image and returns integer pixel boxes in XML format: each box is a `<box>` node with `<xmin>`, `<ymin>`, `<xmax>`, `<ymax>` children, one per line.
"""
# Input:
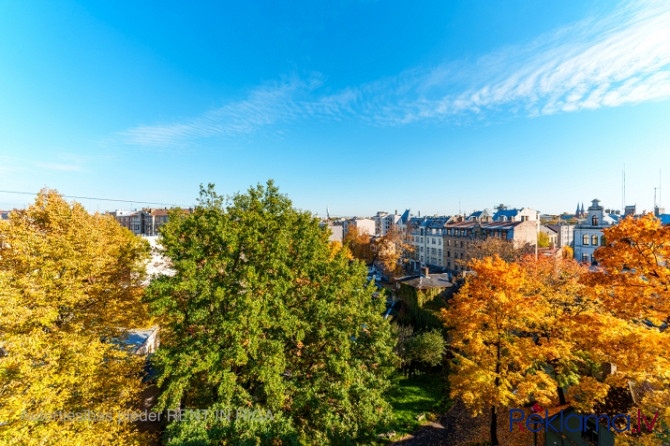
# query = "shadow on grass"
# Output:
<box><xmin>378</xmin><ymin>372</ymin><xmax>451</xmax><ymax>442</ymax></box>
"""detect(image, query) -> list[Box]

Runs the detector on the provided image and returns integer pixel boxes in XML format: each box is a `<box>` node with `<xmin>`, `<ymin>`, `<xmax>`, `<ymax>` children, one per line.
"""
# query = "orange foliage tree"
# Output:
<box><xmin>442</xmin><ymin>256</ymin><xmax>556</xmax><ymax>446</ymax></box>
<box><xmin>586</xmin><ymin>214</ymin><xmax>670</xmax><ymax>443</ymax></box>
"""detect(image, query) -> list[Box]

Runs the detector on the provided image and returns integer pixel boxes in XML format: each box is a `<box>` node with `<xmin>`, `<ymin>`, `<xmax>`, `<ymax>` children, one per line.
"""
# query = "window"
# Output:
<box><xmin>583</xmin><ymin>234</ymin><xmax>589</xmax><ymax>245</ymax></box>
<box><xmin>582</xmin><ymin>417</ymin><xmax>599</xmax><ymax>445</ymax></box>
<box><xmin>447</xmin><ymin>251</ymin><xmax>451</xmax><ymax>257</ymax></box>
<box><xmin>582</xmin><ymin>253</ymin><xmax>589</xmax><ymax>263</ymax></box>
<box><xmin>600</xmin><ymin>235</ymin><xmax>606</xmax><ymax>246</ymax></box>
<box><xmin>592</xmin><ymin>235</ymin><xmax>598</xmax><ymax>245</ymax></box>
<box><xmin>592</xmin><ymin>215</ymin><xmax>598</xmax><ymax>226</ymax></box>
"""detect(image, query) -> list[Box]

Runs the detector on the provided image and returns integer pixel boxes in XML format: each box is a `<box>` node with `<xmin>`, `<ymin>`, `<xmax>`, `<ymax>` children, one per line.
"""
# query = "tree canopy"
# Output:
<box><xmin>145</xmin><ymin>181</ymin><xmax>396</xmax><ymax>445</ymax></box>
<box><xmin>0</xmin><ymin>190</ymin><xmax>151</xmax><ymax>445</ymax></box>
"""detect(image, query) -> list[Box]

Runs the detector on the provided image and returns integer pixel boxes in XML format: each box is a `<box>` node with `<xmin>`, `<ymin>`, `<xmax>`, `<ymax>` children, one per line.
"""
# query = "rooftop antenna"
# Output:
<box><xmin>622</xmin><ymin>166</ymin><xmax>626</xmax><ymax>212</ymax></box>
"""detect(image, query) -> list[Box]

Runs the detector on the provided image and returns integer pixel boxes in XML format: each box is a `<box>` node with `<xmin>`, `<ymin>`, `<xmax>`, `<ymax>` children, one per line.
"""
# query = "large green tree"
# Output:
<box><xmin>146</xmin><ymin>181</ymin><xmax>396</xmax><ymax>445</ymax></box>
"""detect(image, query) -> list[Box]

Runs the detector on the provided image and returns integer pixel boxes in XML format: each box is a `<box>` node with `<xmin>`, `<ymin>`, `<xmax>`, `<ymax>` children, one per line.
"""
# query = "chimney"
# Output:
<box><xmin>602</xmin><ymin>362</ymin><xmax>617</xmax><ymax>376</ymax></box>
<box><xmin>422</xmin><ymin>267</ymin><xmax>430</xmax><ymax>277</ymax></box>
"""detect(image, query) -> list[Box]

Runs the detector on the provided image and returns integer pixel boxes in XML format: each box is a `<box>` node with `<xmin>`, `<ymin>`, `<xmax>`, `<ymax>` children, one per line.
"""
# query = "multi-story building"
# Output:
<box><xmin>442</xmin><ymin>219</ymin><xmax>538</xmax><ymax>271</ymax></box>
<box><xmin>142</xmin><ymin>208</ymin><xmax>170</xmax><ymax>236</ymax></box>
<box><xmin>110</xmin><ymin>209</ymin><xmax>138</xmax><ymax>232</ymax></box>
<box><xmin>111</xmin><ymin>208</ymin><xmax>189</xmax><ymax>236</ymax></box>
<box><xmin>342</xmin><ymin>218</ymin><xmax>376</xmax><ymax>238</ymax></box>
<box><xmin>573</xmin><ymin>199</ymin><xmax>620</xmax><ymax>264</ymax></box>
<box><xmin>546</xmin><ymin>223</ymin><xmax>575</xmax><ymax>248</ymax></box>
<box><xmin>373</xmin><ymin>211</ymin><xmax>402</xmax><ymax>236</ymax></box>
<box><xmin>407</xmin><ymin>216</ymin><xmax>451</xmax><ymax>271</ymax></box>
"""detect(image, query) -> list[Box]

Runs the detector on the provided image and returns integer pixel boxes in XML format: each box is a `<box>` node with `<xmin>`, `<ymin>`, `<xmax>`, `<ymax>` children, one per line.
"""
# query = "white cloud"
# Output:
<box><xmin>122</xmin><ymin>0</ymin><xmax>670</xmax><ymax>147</ymax></box>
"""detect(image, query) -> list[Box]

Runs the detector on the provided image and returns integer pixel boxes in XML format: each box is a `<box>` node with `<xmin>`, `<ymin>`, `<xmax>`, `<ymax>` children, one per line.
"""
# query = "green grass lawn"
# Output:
<box><xmin>379</xmin><ymin>372</ymin><xmax>451</xmax><ymax>442</ymax></box>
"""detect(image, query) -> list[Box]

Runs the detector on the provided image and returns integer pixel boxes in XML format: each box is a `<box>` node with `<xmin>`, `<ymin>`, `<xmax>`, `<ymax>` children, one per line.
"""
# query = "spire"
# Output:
<box><xmin>576</xmin><ymin>202</ymin><xmax>581</xmax><ymax>216</ymax></box>
<box><xmin>580</xmin><ymin>202</ymin><xmax>585</xmax><ymax>216</ymax></box>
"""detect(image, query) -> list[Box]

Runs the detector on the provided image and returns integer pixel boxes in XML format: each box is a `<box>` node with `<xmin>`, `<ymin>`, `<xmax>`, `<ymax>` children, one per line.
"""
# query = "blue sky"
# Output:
<box><xmin>1</xmin><ymin>0</ymin><xmax>669</xmax><ymax>216</ymax></box>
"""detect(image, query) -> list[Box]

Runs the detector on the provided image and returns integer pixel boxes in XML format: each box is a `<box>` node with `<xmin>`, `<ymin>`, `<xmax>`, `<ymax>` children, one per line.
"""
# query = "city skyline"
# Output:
<box><xmin>1</xmin><ymin>1</ymin><xmax>670</xmax><ymax>215</ymax></box>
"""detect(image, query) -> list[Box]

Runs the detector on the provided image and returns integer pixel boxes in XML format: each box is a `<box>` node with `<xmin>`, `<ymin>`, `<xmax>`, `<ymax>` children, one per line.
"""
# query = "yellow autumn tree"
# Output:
<box><xmin>342</xmin><ymin>225</ymin><xmax>373</xmax><ymax>263</ymax></box>
<box><xmin>442</xmin><ymin>255</ymin><xmax>556</xmax><ymax>446</ymax></box>
<box><xmin>585</xmin><ymin>214</ymin><xmax>670</xmax><ymax>444</ymax></box>
<box><xmin>372</xmin><ymin>226</ymin><xmax>413</xmax><ymax>277</ymax></box>
<box><xmin>521</xmin><ymin>255</ymin><xmax>614</xmax><ymax>410</ymax></box>
<box><xmin>0</xmin><ymin>190</ymin><xmax>152</xmax><ymax>445</ymax></box>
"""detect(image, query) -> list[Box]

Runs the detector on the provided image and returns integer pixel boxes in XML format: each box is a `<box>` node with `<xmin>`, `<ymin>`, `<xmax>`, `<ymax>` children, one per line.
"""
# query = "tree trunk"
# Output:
<box><xmin>557</xmin><ymin>386</ymin><xmax>566</xmax><ymax>405</ymax></box>
<box><xmin>491</xmin><ymin>405</ymin><xmax>499</xmax><ymax>446</ymax></box>
<box><xmin>491</xmin><ymin>340</ymin><xmax>501</xmax><ymax>446</ymax></box>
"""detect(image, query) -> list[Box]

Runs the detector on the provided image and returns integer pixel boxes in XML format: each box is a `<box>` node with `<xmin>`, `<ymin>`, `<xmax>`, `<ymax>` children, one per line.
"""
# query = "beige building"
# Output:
<box><xmin>442</xmin><ymin>219</ymin><xmax>538</xmax><ymax>271</ymax></box>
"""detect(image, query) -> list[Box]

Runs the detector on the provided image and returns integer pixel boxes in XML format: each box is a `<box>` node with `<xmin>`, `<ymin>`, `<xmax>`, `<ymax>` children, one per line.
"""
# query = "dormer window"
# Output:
<box><xmin>592</xmin><ymin>215</ymin><xmax>598</xmax><ymax>225</ymax></box>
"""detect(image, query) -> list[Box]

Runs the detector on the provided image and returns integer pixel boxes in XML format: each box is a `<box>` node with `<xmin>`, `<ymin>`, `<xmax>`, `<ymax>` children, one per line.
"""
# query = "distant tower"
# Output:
<box><xmin>580</xmin><ymin>203</ymin><xmax>585</xmax><ymax>218</ymax></box>
<box><xmin>575</xmin><ymin>202</ymin><xmax>581</xmax><ymax>217</ymax></box>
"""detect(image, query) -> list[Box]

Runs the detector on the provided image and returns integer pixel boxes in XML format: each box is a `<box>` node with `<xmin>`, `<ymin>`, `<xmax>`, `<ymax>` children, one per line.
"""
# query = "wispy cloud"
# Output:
<box><xmin>122</xmin><ymin>0</ymin><xmax>670</xmax><ymax>147</ymax></box>
<box><xmin>122</xmin><ymin>76</ymin><xmax>357</xmax><ymax>146</ymax></box>
<box><xmin>34</xmin><ymin>162</ymin><xmax>83</xmax><ymax>172</ymax></box>
<box><xmin>0</xmin><ymin>154</ymin><xmax>85</xmax><ymax>174</ymax></box>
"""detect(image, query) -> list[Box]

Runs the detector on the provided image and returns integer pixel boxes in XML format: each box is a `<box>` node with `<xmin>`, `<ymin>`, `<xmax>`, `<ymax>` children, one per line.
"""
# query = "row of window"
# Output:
<box><xmin>582</xmin><ymin>234</ymin><xmax>606</xmax><ymax>246</ymax></box>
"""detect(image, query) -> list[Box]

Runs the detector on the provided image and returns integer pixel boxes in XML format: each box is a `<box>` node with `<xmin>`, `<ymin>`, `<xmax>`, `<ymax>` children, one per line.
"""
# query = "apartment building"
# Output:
<box><xmin>407</xmin><ymin>216</ymin><xmax>451</xmax><ymax>270</ymax></box>
<box><xmin>442</xmin><ymin>219</ymin><xmax>538</xmax><ymax>271</ymax></box>
<box><xmin>373</xmin><ymin>211</ymin><xmax>402</xmax><ymax>236</ymax></box>
<box><xmin>110</xmin><ymin>208</ymin><xmax>189</xmax><ymax>236</ymax></box>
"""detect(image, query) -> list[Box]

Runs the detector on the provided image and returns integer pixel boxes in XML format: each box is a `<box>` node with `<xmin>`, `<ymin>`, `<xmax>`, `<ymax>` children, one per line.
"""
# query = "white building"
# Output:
<box><xmin>573</xmin><ymin>199</ymin><xmax>619</xmax><ymax>264</ymax></box>
<box><xmin>342</xmin><ymin>218</ymin><xmax>376</xmax><ymax>238</ymax></box>
<box><xmin>373</xmin><ymin>211</ymin><xmax>402</xmax><ymax>236</ymax></box>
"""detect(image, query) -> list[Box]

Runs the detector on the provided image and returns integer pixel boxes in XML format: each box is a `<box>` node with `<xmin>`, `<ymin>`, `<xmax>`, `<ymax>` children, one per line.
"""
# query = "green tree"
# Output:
<box><xmin>146</xmin><ymin>181</ymin><xmax>396</xmax><ymax>445</ymax></box>
<box><xmin>405</xmin><ymin>329</ymin><xmax>446</xmax><ymax>369</ymax></box>
<box><xmin>537</xmin><ymin>231</ymin><xmax>551</xmax><ymax>248</ymax></box>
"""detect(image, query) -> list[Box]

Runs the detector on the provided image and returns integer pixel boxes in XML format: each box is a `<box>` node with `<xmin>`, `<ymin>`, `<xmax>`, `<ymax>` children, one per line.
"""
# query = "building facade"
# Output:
<box><xmin>546</xmin><ymin>223</ymin><xmax>575</xmax><ymax>248</ymax></box>
<box><xmin>342</xmin><ymin>218</ymin><xmax>376</xmax><ymax>238</ymax></box>
<box><xmin>111</xmin><ymin>208</ymin><xmax>188</xmax><ymax>236</ymax></box>
<box><xmin>407</xmin><ymin>216</ymin><xmax>450</xmax><ymax>270</ymax></box>
<box><xmin>573</xmin><ymin>199</ymin><xmax>618</xmax><ymax>264</ymax></box>
<box><xmin>442</xmin><ymin>219</ymin><xmax>538</xmax><ymax>271</ymax></box>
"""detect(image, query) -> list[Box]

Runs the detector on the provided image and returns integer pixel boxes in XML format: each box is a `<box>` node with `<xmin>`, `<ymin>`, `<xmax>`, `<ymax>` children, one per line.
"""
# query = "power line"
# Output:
<box><xmin>0</xmin><ymin>189</ymin><xmax>188</xmax><ymax>208</ymax></box>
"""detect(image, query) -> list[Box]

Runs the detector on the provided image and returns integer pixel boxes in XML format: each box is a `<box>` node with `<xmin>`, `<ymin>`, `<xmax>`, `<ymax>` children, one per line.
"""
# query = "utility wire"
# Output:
<box><xmin>0</xmin><ymin>189</ymin><xmax>188</xmax><ymax>208</ymax></box>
